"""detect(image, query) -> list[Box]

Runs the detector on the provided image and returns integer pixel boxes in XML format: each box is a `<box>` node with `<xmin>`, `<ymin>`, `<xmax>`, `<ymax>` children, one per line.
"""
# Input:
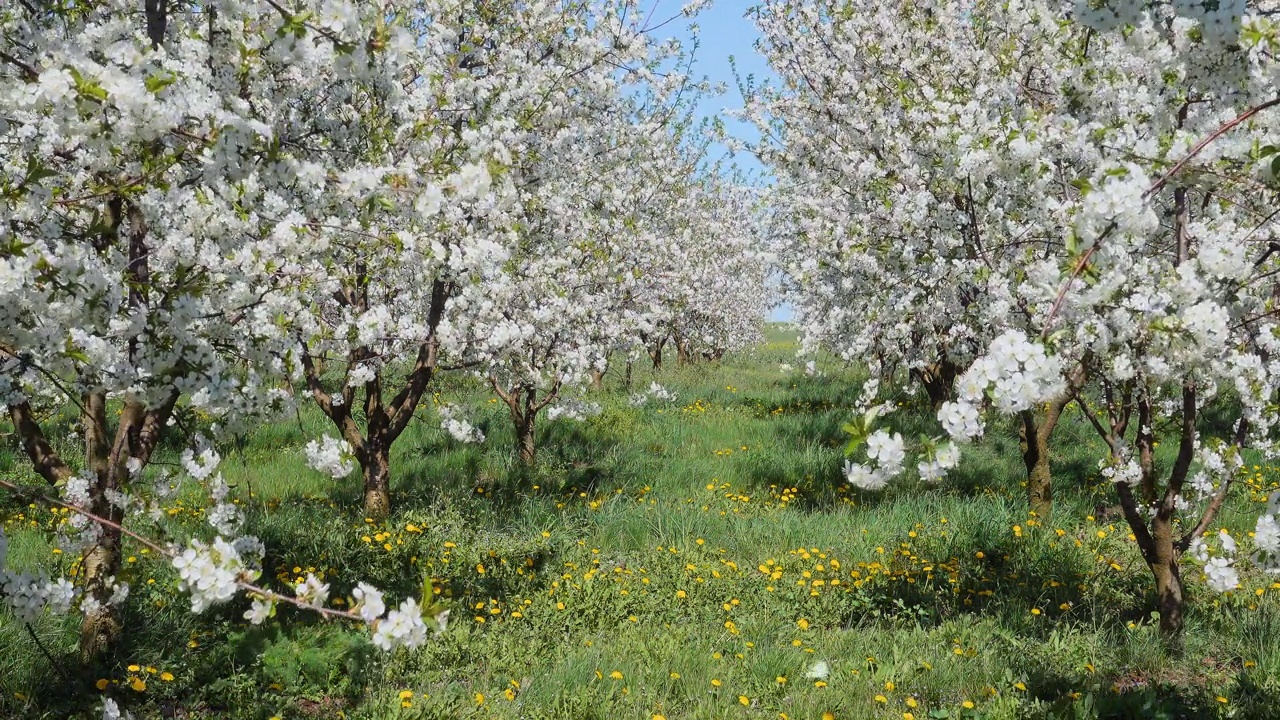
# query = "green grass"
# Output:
<box><xmin>3</xmin><ymin>325</ymin><xmax>1280</xmax><ymax>719</ymax></box>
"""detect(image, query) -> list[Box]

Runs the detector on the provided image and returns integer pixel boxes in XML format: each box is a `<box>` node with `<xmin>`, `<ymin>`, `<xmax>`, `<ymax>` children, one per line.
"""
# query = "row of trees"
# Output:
<box><xmin>753</xmin><ymin>0</ymin><xmax>1280</xmax><ymax>636</ymax></box>
<box><xmin>0</xmin><ymin>0</ymin><xmax>768</xmax><ymax>661</ymax></box>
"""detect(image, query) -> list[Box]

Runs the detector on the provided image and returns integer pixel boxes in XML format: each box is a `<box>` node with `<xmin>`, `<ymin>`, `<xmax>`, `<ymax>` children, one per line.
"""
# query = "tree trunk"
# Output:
<box><xmin>1150</xmin><ymin>513</ymin><xmax>1185</xmax><ymax>638</ymax></box>
<box><xmin>1019</xmin><ymin>395</ymin><xmax>1067</xmax><ymax>519</ymax></box>
<box><xmin>913</xmin><ymin>359</ymin><xmax>959</xmax><ymax>412</ymax></box>
<box><xmin>624</xmin><ymin>360</ymin><xmax>634</xmax><ymax>390</ymax></box>
<box><xmin>78</xmin><ymin>392</ymin><xmax>132</xmax><ymax>662</ymax></box>
<box><xmin>676</xmin><ymin>340</ymin><xmax>691</xmax><ymax>365</ymax></box>
<box><xmin>650</xmin><ymin>338</ymin><xmax>666</xmax><ymax>369</ymax></box>
<box><xmin>362</xmin><ymin>444</ymin><xmax>391</xmax><ymax>519</ymax></box>
<box><xmin>79</xmin><ymin>540</ymin><xmax>122</xmax><ymax>662</ymax></box>
<box><xmin>492</xmin><ymin>381</ymin><xmax>552</xmax><ymax>468</ymax></box>
<box><xmin>515</xmin><ymin>413</ymin><xmax>536</xmax><ymax>466</ymax></box>
<box><xmin>590</xmin><ymin>368</ymin><xmax>605</xmax><ymax>391</ymax></box>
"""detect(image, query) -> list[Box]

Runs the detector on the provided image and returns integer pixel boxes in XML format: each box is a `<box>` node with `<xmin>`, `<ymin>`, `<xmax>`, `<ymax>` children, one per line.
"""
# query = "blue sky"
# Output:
<box><xmin>659</xmin><ymin>0</ymin><xmax>793</xmax><ymax>321</ymax></box>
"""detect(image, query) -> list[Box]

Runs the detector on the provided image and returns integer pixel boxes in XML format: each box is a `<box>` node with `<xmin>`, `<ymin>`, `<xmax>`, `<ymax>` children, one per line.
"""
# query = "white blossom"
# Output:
<box><xmin>304</xmin><ymin>436</ymin><xmax>356</xmax><ymax>479</ymax></box>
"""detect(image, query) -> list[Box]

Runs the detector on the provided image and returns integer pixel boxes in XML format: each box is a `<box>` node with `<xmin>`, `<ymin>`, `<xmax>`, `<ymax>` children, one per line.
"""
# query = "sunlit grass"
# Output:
<box><xmin>3</xmin><ymin>326</ymin><xmax>1280</xmax><ymax>718</ymax></box>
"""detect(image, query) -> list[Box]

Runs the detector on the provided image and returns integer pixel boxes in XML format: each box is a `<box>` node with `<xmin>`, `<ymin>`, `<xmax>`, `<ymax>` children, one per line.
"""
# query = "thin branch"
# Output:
<box><xmin>0</xmin><ymin>478</ymin><xmax>366</xmax><ymax>623</ymax></box>
<box><xmin>1043</xmin><ymin>97</ymin><xmax>1280</xmax><ymax>333</ymax></box>
<box><xmin>0</xmin><ymin>50</ymin><xmax>38</xmax><ymax>81</ymax></box>
<box><xmin>24</xmin><ymin>623</ymin><xmax>74</xmax><ymax>687</ymax></box>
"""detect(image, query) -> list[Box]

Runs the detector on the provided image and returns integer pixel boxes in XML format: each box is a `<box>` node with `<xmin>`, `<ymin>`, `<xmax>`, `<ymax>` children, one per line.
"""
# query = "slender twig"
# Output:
<box><xmin>1141</xmin><ymin>97</ymin><xmax>1280</xmax><ymax>202</ymax></box>
<box><xmin>24</xmin><ymin>622</ymin><xmax>75</xmax><ymax>686</ymax></box>
<box><xmin>1042</xmin><ymin>97</ymin><xmax>1280</xmax><ymax>334</ymax></box>
<box><xmin>0</xmin><ymin>50</ymin><xmax>38</xmax><ymax>81</ymax></box>
<box><xmin>0</xmin><ymin>478</ymin><xmax>367</xmax><ymax>623</ymax></box>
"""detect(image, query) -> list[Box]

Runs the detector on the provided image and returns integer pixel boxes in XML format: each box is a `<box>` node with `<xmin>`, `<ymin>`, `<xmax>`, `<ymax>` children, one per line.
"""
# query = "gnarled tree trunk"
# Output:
<box><xmin>515</xmin><ymin>411</ymin><xmax>536</xmax><ymax>465</ymax></box>
<box><xmin>911</xmin><ymin>359</ymin><xmax>959</xmax><ymax>412</ymax></box>
<box><xmin>1018</xmin><ymin>394</ymin><xmax>1069</xmax><ymax>519</ymax></box>
<box><xmin>361</xmin><ymin>441</ymin><xmax>391</xmax><ymax>519</ymax></box>
<box><xmin>299</xmin><ymin>279</ymin><xmax>451</xmax><ymax>520</ymax></box>
<box><xmin>676</xmin><ymin>338</ymin><xmax>691</xmax><ymax>365</ymax></box>
<box><xmin>492</xmin><ymin>379</ymin><xmax>561</xmax><ymax>467</ymax></box>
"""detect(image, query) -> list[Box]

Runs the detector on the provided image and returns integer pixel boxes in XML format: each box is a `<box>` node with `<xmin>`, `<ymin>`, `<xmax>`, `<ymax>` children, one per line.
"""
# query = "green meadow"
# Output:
<box><xmin>3</xmin><ymin>327</ymin><xmax>1280</xmax><ymax>719</ymax></box>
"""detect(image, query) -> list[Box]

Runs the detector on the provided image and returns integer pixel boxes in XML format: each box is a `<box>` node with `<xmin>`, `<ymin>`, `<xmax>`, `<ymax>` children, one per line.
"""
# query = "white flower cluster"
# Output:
<box><xmin>1254</xmin><ymin>492</ymin><xmax>1280</xmax><ymax>574</ymax></box>
<box><xmin>1</xmin><ymin>522</ymin><xmax>137</xmax><ymax>623</ymax></box>
<box><xmin>170</xmin><ymin>535</ymin><xmax>438</xmax><ymax>652</ymax></box>
<box><xmin>917</xmin><ymin>442</ymin><xmax>962</xmax><ymax>483</ymax></box>
<box><xmin>937</xmin><ymin>401</ymin><xmax>983</xmax><ymax>442</ymax></box>
<box><xmin>172</xmin><ymin>536</ymin><xmax>262</xmax><ymax>613</ymax></box>
<box><xmin>546</xmin><ymin>398</ymin><xmax>602</xmax><ymax>422</ymax></box>
<box><xmin>182</xmin><ymin>444</ymin><xmax>221</xmax><ymax>482</ymax></box>
<box><xmin>1074</xmin><ymin>0</ymin><xmax>1148</xmax><ymax>33</ymax></box>
<box><xmin>1099</xmin><ymin>454</ymin><xmax>1144</xmax><ymax>487</ymax></box>
<box><xmin>348</xmin><ymin>574</ymin><xmax>437</xmax><ymax>652</ymax></box>
<box><xmin>1075</xmin><ymin>163</ymin><xmax>1157</xmax><ymax>246</ymax></box>
<box><xmin>295</xmin><ymin>573</ymin><xmax>330</xmax><ymax>606</ymax></box>
<box><xmin>934</xmin><ymin>333</ymin><xmax>1062</xmax><ymax>445</ymax></box>
<box><xmin>347</xmin><ymin>363</ymin><xmax>378</xmax><ymax>388</ymax></box>
<box><xmin>630</xmin><ymin>382</ymin><xmax>678</xmax><ymax>407</ymax></box>
<box><xmin>79</xmin><ymin>576</ymin><xmax>130</xmax><ymax>620</ymax></box>
<box><xmin>1191</xmin><ymin>528</ymin><xmax>1241</xmax><ymax>593</ymax></box>
<box><xmin>844</xmin><ymin>429</ymin><xmax>906</xmax><ymax>490</ymax></box>
<box><xmin>206</xmin><ymin>474</ymin><xmax>243</xmax><ymax>536</ymax></box>
<box><xmin>102</xmin><ymin>698</ymin><xmax>132</xmax><ymax>720</ymax></box>
<box><xmin>0</xmin><ymin>569</ymin><xmax>76</xmax><ymax>622</ymax></box>
<box><xmin>959</xmin><ymin>331</ymin><xmax>1064</xmax><ymax>415</ymax></box>
<box><xmin>304</xmin><ymin>435</ymin><xmax>357</xmax><ymax>478</ymax></box>
<box><xmin>1173</xmin><ymin>0</ymin><xmax>1247</xmax><ymax>45</ymax></box>
<box><xmin>438</xmin><ymin>404</ymin><xmax>485</xmax><ymax>443</ymax></box>
<box><xmin>353</xmin><ymin>581</ymin><xmax>385</xmax><ymax>622</ymax></box>
<box><xmin>371</xmin><ymin>597</ymin><xmax>431</xmax><ymax>651</ymax></box>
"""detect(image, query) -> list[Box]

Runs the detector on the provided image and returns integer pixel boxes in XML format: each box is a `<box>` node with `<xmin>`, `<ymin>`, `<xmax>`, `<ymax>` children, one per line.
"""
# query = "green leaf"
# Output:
<box><xmin>64</xmin><ymin>338</ymin><xmax>90</xmax><ymax>365</ymax></box>
<box><xmin>145</xmin><ymin>72</ymin><xmax>177</xmax><ymax>94</ymax></box>
<box><xmin>68</xmin><ymin>66</ymin><xmax>107</xmax><ymax>101</ymax></box>
<box><xmin>24</xmin><ymin>156</ymin><xmax>58</xmax><ymax>185</ymax></box>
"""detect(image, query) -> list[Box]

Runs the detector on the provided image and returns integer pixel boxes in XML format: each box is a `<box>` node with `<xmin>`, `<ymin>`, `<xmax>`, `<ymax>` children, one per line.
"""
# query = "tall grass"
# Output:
<box><xmin>2</xmin><ymin>326</ymin><xmax>1278</xmax><ymax>719</ymax></box>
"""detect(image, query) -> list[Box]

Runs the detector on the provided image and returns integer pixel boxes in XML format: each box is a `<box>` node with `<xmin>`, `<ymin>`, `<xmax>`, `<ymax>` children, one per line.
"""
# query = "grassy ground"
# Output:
<box><xmin>3</xmin><ymin>326</ymin><xmax>1280</xmax><ymax>719</ymax></box>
